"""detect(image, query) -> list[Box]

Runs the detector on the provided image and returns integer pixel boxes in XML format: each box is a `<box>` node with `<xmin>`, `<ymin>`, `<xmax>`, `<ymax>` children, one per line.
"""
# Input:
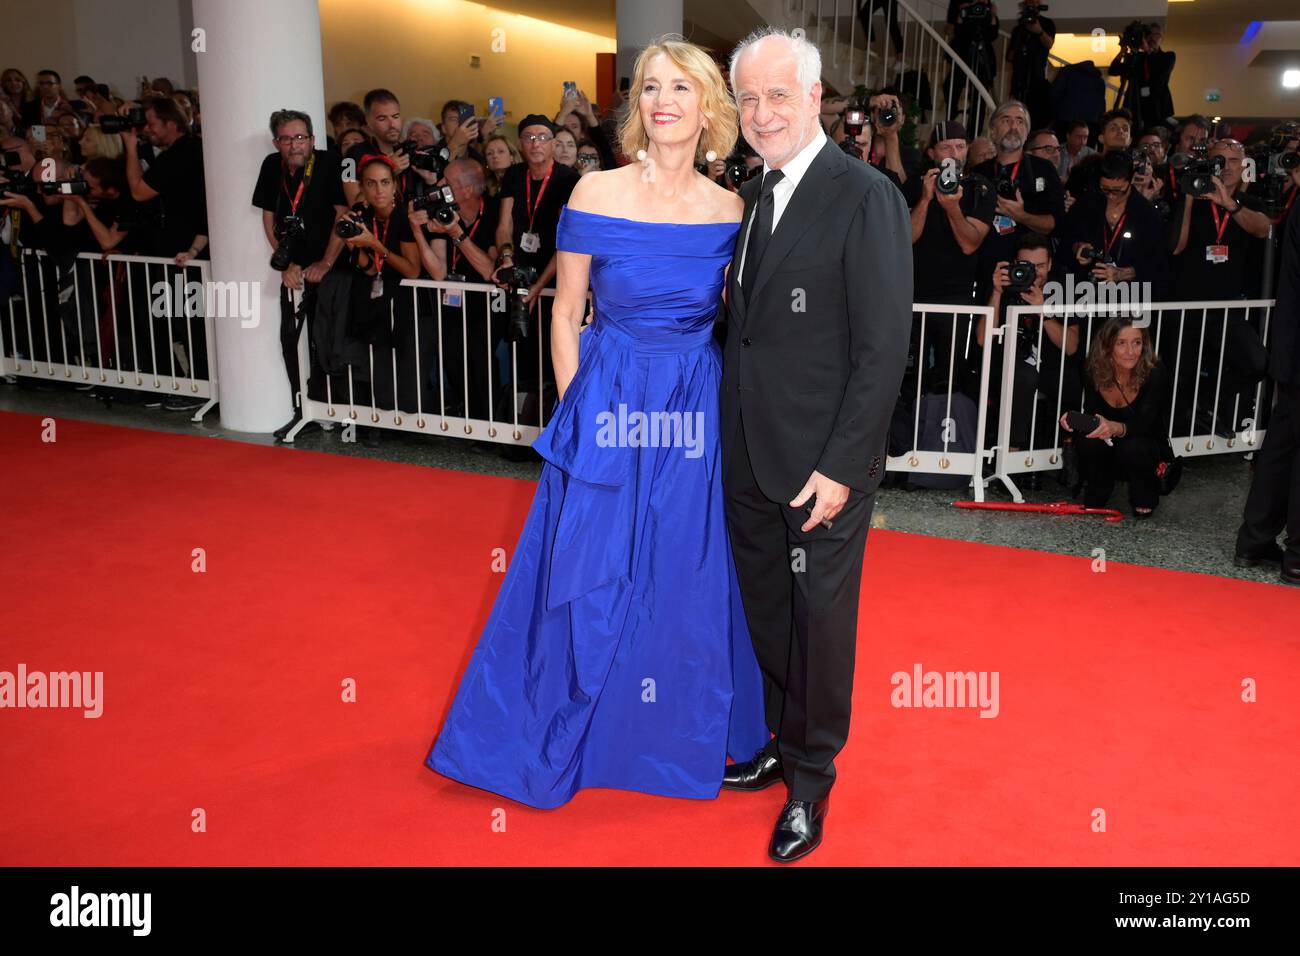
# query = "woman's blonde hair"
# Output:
<box><xmin>619</xmin><ymin>34</ymin><xmax>738</xmax><ymax>164</ymax></box>
<box><xmin>81</xmin><ymin>125</ymin><xmax>124</xmax><ymax>161</ymax></box>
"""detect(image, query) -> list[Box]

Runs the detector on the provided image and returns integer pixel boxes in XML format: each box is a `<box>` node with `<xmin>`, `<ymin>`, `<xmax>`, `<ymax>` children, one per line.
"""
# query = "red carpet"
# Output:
<box><xmin>1</xmin><ymin>409</ymin><xmax>1297</xmax><ymax>866</ymax></box>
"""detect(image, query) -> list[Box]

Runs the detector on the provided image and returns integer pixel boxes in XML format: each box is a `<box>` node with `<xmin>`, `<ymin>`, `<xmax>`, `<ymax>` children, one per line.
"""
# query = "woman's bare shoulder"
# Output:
<box><xmin>568</xmin><ymin>166</ymin><xmax>632</xmax><ymax>214</ymax></box>
<box><xmin>701</xmin><ymin>175</ymin><xmax>745</xmax><ymax>223</ymax></box>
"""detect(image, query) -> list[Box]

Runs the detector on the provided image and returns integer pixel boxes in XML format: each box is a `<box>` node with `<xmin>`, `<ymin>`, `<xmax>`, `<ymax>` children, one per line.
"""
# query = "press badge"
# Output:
<box><xmin>1140</xmin><ymin>86</ymin><xmax>1151</xmax><ymax>98</ymax></box>
<box><xmin>1206</xmin><ymin>244</ymin><xmax>1229</xmax><ymax>264</ymax></box>
<box><xmin>993</xmin><ymin>213</ymin><xmax>1016</xmax><ymax>235</ymax></box>
<box><xmin>519</xmin><ymin>231</ymin><xmax>540</xmax><ymax>254</ymax></box>
<box><xmin>1034</xmin><ymin>177</ymin><xmax>1045</xmax><ymax>192</ymax></box>
<box><xmin>442</xmin><ymin>289</ymin><xmax>463</xmax><ymax>307</ymax></box>
<box><xmin>370</xmin><ymin>274</ymin><xmax>384</xmax><ymax>299</ymax></box>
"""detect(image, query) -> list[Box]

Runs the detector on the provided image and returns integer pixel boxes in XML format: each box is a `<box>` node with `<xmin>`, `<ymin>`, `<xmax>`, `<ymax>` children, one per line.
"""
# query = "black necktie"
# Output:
<box><xmin>742</xmin><ymin>168</ymin><xmax>784</xmax><ymax>302</ymax></box>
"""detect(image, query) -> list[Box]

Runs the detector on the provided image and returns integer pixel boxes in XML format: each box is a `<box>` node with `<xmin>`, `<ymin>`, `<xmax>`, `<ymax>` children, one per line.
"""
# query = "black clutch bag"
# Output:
<box><xmin>1065</xmin><ymin>410</ymin><xmax>1099</xmax><ymax>435</ymax></box>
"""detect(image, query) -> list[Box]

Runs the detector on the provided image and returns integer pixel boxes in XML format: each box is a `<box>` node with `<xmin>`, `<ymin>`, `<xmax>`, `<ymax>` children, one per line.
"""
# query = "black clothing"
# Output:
<box><xmin>140</xmin><ymin>134</ymin><xmax>207</xmax><ymax>257</ymax></box>
<box><xmin>1007</xmin><ymin>15</ymin><xmax>1057</xmax><ymax>127</ymax></box>
<box><xmin>1076</xmin><ymin>361</ymin><xmax>1173</xmax><ymax>511</ymax></box>
<box><xmin>905</xmin><ymin>169</ymin><xmax>996</xmax><ymax>303</ymax></box>
<box><xmin>252</xmin><ymin>149</ymin><xmax>347</xmax><ymax>267</ymax></box>
<box><xmin>499</xmin><ymin>160</ymin><xmax>580</xmax><ymax>277</ymax></box>
<box><xmin>1059</xmin><ymin>188</ymin><xmax>1170</xmax><ymax>300</ymax></box>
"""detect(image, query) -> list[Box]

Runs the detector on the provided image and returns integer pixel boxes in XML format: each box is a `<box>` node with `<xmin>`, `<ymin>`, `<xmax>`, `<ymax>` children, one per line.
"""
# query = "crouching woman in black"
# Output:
<box><xmin>1060</xmin><ymin>316</ymin><xmax>1174</xmax><ymax>518</ymax></box>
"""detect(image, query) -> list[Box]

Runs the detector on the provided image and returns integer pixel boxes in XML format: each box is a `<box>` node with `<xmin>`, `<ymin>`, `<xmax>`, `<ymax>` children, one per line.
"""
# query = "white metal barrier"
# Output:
<box><xmin>283</xmin><ymin>277</ymin><xmax>586</xmax><ymax>445</ymax></box>
<box><xmin>989</xmin><ymin>300</ymin><xmax>1275</xmax><ymax>502</ymax></box>
<box><xmin>3</xmin><ymin>249</ymin><xmax>219</xmax><ymax>421</ymax></box>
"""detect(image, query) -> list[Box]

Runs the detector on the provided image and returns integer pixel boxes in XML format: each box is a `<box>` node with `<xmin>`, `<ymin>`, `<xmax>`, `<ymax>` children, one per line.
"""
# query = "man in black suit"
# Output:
<box><xmin>721</xmin><ymin>27</ymin><xmax>913</xmax><ymax>862</ymax></box>
<box><xmin>1235</xmin><ymin>162</ymin><xmax>1300</xmax><ymax>586</ymax></box>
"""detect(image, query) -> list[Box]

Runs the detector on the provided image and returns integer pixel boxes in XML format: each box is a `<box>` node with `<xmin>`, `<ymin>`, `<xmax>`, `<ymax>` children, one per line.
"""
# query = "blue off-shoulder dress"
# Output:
<box><xmin>425</xmin><ymin>207</ymin><xmax>769</xmax><ymax>809</ymax></box>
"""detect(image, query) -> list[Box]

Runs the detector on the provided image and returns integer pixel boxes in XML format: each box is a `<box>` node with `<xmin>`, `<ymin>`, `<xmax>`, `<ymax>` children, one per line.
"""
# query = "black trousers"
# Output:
<box><xmin>723</xmin><ymin>411</ymin><xmax>875</xmax><ymax>802</ymax></box>
<box><xmin>1076</xmin><ymin>434</ymin><xmax>1164</xmax><ymax>511</ymax></box>
<box><xmin>857</xmin><ymin>0</ymin><xmax>902</xmax><ymax>54</ymax></box>
<box><xmin>1237</xmin><ymin>382</ymin><xmax>1300</xmax><ymax>563</ymax></box>
<box><xmin>278</xmin><ymin>282</ymin><xmax>328</xmax><ymax>418</ymax></box>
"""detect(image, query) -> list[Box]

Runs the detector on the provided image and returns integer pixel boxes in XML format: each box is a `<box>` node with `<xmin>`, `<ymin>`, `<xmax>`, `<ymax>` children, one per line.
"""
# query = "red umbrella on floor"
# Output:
<box><xmin>953</xmin><ymin>500</ymin><xmax>1125</xmax><ymax>522</ymax></box>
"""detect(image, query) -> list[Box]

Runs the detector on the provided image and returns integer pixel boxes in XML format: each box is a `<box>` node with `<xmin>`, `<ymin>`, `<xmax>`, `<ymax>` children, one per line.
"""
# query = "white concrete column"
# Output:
<box><xmin>616</xmin><ymin>0</ymin><xmax>684</xmax><ymax>84</ymax></box>
<box><xmin>192</xmin><ymin>0</ymin><xmax>326</xmax><ymax>432</ymax></box>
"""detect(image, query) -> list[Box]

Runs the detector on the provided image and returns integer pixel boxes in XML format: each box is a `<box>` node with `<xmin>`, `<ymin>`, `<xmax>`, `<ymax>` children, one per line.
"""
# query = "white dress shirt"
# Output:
<box><xmin>737</xmin><ymin>127</ymin><xmax>828</xmax><ymax>286</ymax></box>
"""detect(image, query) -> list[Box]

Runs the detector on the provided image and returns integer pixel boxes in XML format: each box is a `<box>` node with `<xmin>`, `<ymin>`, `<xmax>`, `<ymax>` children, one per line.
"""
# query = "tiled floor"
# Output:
<box><xmin>4</xmin><ymin>379</ymin><xmax>1292</xmax><ymax>587</ymax></box>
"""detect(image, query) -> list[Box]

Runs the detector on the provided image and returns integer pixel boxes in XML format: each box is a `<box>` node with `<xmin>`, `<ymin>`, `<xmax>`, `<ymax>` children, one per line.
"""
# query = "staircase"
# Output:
<box><xmin>745</xmin><ymin>0</ymin><xmax>1122</xmax><ymax>138</ymax></box>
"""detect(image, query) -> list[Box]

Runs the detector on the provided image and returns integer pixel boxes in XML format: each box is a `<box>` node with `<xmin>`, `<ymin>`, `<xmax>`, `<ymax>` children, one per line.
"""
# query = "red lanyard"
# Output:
<box><xmin>523</xmin><ymin>166</ymin><xmax>553</xmax><ymax>233</ymax></box>
<box><xmin>281</xmin><ymin>152</ymin><xmax>314</xmax><ymax>215</ymax></box>
<box><xmin>372</xmin><ymin>213</ymin><xmax>391</xmax><ymax>276</ymax></box>
<box><xmin>1004</xmin><ymin>158</ymin><xmax>1021</xmax><ymax>187</ymax></box>
<box><xmin>1284</xmin><ymin>185</ymin><xmax>1298</xmax><ymax>217</ymax></box>
<box><xmin>1103</xmin><ymin>211</ymin><xmax>1127</xmax><ymax>255</ymax></box>
<box><xmin>1209</xmin><ymin>203</ymin><xmax>1231</xmax><ymax>244</ymax></box>
<box><xmin>451</xmin><ymin>199</ymin><xmax>484</xmax><ymax>271</ymax></box>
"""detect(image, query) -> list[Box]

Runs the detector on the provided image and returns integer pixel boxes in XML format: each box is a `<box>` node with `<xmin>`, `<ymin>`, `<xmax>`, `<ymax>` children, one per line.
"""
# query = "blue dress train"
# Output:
<box><xmin>425</xmin><ymin>207</ymin><xmax>769</xmax><ymax>809</ymax></box>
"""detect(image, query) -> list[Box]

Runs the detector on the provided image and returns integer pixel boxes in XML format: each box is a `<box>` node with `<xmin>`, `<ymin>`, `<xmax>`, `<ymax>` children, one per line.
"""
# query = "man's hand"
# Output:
<box><xmin>575</xmin><ymin>89</ymin><xmax>598</xmax><ymax>124</ymax></box>
<box><xmin>1208</xmin><ymin>176</ymin><xmax>1237</xmax><ymax>211</ymax></box>
<box><xmin>391</xmin><ymin>149</ymin><xmax>411</xmax><ymax>173</ymax></box>
<box><xmin>303</xmin><ymin>260</ymin><xmax>331</xmax><ymax>283</ymax></box>
<box><xmin>869</xmin><ymin>93</ymin><xmax>902</xmax><ymax>138</ymax></box>
<box><xmin>921</xmin><ymin>167</ymin><xmax>939</xmax><ymax>202</ymax></box>
<box><xmin>447</xmin><ymin>119</ymin><xmax>479</xmax><ymax>155</ymax></box>
<box><xmin>282</xmin><ymin>263</ymin><xmax>304</xmax><ymax>290</ymax></box>
<box><xmin>990</xmin><ymin>260</ymin><xmax>1011</xmax><ymax>293</ymax></box>
<box><xmin>0</xmin><ymin>191</ymin><xmax>37</xmax><ymax>215</ymax></box>
<box><xmin>478</xmin><ymin>112</ymin><xmax>502</xmax><ymax>138</ymax></box>
<box><xmin>523</xmin><ymin>277</ymin><xmax>544</xmax><ymax>309</ymax></box>
<box><xmin>1021</xmin><ymin>282</ymin><xmax>1045</xmax><ymax>306</ymax></box>
<box><xmin>996</xmin><ymin>187</ymin><xmax>1027</xmax><ymax>222</ymax></box>
<box><xmin>934</xmin><ymin>176</ymin><xmax>963</xmax><ymax>209</ymax></box>
<box><xmin>790</xmin><ymin>470</ymin><xmax>849</xmax><ymax>533</ymax></box>
<box><xmin>1091</xmin><ymin>263</ymin><xmax>1123</xmax><ymax>283</ymax></box>
<box><xmin>1075</xmin><ymin>242</ymin><xmax>1095</xmax><ymax>265</ymax></box>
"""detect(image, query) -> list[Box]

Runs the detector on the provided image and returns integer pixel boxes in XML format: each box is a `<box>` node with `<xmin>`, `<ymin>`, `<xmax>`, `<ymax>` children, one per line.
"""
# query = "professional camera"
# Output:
<box><xmin>270</xmin><ymin>214</ymin><xmax>306</xmax><ymax>272</ymax></box>
<box><xmin>39</xmin><ymin>178</ymin><xmax>90</xmax><ymax>196</ymax></box>
<box><xmin>1243</xmin><ymin>141</ymin><xmax>1300</xmax><ymax>217</ymax></box>
<box><xmin>936</xmin><ymin>167</ymin><xmax>992</xmax><ymax>198</ymax></box>
<box><xmin>396</xmin><ymin>140</ymin><xmax>451</xmax><ymax>177</ymax></box>
<box><xmin>1130</xmin><ymin>146</ymin><xmax>1154</xmax><ymax>178</ymax></box>
<box><xmin>996</xmin><ymin>174</ymin><xmax>1021</xmax><ymax>200</ymax></box>
<box><xmin>875</xmin><ymin>102</ymin><xmax>899</xmax><ymax>129</ymax></box>
<box><xmin>1079</xmin><ymin>246</ymin><xmax>1116</xmax><ymax>268</ymax></box>
<box><xmin>723</xmin><ymin>153</ymin><xmax>759</xmax><ymax>189</ymax></box>
<box><xmin>1120</xmin><ymin>20</ymin><xmax>1151</xmax><ymax>52</ymax></box>
<box><xmin>960</xmin><ymin>1</ymin><xmax>993</xmax><ymax>23</ymax></box>
<box><xmin>98</xmin><ymin>107</ymin><xmax>147</xmax><ymax>134</ymax></box>
<box><xmin>1170</xmin><ymin>152</ymin><xmax>1225</xmax><ymax>197</ymax></box>
<box><xmin>498</xmin><ymin>263</ymin><xmax>540</xmax><ymax>343</ymax></box>
<box><xmin>411</xmin><ymin>184</ymin><xmax>459</xmax><ymax>226</ymax></box>
<box><xmin>334</xmin><ymin>202</ymin><xmax>369</xmax><ymax>239</ymax></box>
<box><xmin>0</xmin><ymin>150</ymin><xmax>35</xmax><ymax>197</ymax></box>
<box><xmin>1018</xmin><ymin>2</ymin><xmax>1047</xmax><ymax>28</ymax></box>
<box><xmin>1006</xmin><ymin>259</ymin><xmax>1037</xmax><ymax>292</ymax></box>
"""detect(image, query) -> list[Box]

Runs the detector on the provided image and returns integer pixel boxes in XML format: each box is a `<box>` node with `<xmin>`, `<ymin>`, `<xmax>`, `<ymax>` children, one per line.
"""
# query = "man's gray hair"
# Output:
<box><xmin>446</xmin><ymin>157</ymin><xmax>486</xmax><ymax>193</ymax></box>
<box><xmin>729</xmin><ymin>26</ymin><xmax>822</xmax><ymax>97</ymax></box>
<box><xmin>989</xmin><ymin>99</ymin><xmax>1029</xmax><ymax>126</ymax></box>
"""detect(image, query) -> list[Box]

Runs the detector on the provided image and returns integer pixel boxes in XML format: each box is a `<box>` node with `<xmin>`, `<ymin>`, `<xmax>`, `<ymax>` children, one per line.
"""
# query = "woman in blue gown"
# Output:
<box><xmin>426</xmin><ymin>36</ymin><xmax>769</xmax><ymax>809</ymax></box>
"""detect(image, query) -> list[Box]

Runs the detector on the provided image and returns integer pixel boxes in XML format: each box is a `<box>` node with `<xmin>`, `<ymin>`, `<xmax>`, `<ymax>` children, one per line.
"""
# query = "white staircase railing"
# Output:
<box><xmin>768</xmin><ymin>0</ymin><xmax>998</xmax><ymax>134</ymax></box>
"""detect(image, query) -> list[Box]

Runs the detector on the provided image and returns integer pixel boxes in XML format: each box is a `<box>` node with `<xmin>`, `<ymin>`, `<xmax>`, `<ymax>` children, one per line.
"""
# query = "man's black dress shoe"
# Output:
<box><xmin>1282</xmin><ymin>562</ymin><xmax>1300</xmax><ymax>588</ymax></box>
<box><xmin>769</xmin><ymin>797</ymin><xmax>828</xmax><ymax>863</ymax></box>
<box><xmin>1233</xmin><ymin>542</ymin><xmax>1283</xmax><ymax>569</ymax></box>
<box><xmin>721</xmin><ymin>748</ymin><xmax>782</xmax><ymax>791</ymax></box>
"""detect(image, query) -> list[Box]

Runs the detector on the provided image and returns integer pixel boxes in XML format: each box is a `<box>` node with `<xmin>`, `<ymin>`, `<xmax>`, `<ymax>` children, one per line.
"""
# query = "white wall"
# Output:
<box><xmin>0</xmin><ymin>0</ymin><xmax>196</xmax><ymax>98</ymax></box>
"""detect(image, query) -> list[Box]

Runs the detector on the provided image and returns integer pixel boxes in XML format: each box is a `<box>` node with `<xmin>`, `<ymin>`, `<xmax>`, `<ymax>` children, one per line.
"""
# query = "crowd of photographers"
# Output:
<box><xmin>3</xmin><ymin>54</ymin><xmax>1299</xmax><ymax>525</ymax></box>
<box><xmin>1</xmin><ymin>69</ymin><xmax>209</xmax><ymax>409</ymax></box>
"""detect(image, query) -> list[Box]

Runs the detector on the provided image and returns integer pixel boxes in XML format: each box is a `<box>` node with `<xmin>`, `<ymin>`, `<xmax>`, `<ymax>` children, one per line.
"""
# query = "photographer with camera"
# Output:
<box><xmin>1059</xmin><ymin>317</ymin><xmax>1174</xmax><ymax>517</ymax></box>
<box><xmin>1065</xmin><ymin>108</ymin><xmax>1132</xmax><ymax>201</ymax></box>
<box><xmin>493</xmin><ymin>113</ymin><xmax>580</xmax><ymax>417</ymax></box>
<box><xmin>905</xmin><ymin>122</ymin><xmax>994</xmax><ymax>393</ymax></box>
<box><xmin>977</xmin><ymin>231</ymin><xmax>1080</xmax><ymax>456</ymax></box>
<box><xmin>1108</xmin><ymin>21</ymin><xmax>1175</xmax><ymax>133</ymax></box>
<box><xmin>342</xmin><ymin>89</ymin><xmax>428</xmax><ymax>206</ymax></box>
<box><xmin>1006</xmin><ymin>0</ymin><xmax>1056</xmax><ymax>128</ymax></box>
<box><xmin>118</xmin><ymin>95</ymin><xmax>209</xmax><ymax>407</ymax></box>
<box><xmin>945</xmin><ymin>1</ymin><xmax>1000</xmax><ymax>133</ymax></box>
<box><xmin>409</xmin><ymin>158</ymin><xmax>501</xmax><ymax>421</ymax></box>
<box><xmin>1167</xmin><ymin>138</ymin><xmax>1271</xmax><ymax>436</ymax></box>
<box><xmin>970</xmin><ymin>100</ymin><xmax>1064</xmax><ymax>289</ymax></box>
<box><xmin>1060</xmin><ymin>150</ymin><xmax>1169</xmax><ymax>301</ymax></box>
<box><xmin>325</xmin><ymin>154</ymin><xmax>421</xmax><ymax>444</ymax></box>
<box><xmin>1235</xmin><ymin>138</ymin><xmax>1300</xmax><ymax>584</ymax></box>
<box><xmin>252</xmin><ymin>109</ymin><xmax>349</xmax><ymax>441</ymax></box>
<box><xmin>829</xmin><ymin>99</ymin><xmax>906</xmax><ymax>191</ymax></box>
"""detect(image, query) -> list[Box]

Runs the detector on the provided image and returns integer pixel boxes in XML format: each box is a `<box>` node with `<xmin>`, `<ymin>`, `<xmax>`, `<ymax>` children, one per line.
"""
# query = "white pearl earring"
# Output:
<box><xmin>636</xmin><ymin>149</ymin><xmax>647</xmax><ymax>162</ymax></box>
<box><xmin>705</xmin><ymin>150</ymin><xmax>717</xmax><ymax>163</ymax></box>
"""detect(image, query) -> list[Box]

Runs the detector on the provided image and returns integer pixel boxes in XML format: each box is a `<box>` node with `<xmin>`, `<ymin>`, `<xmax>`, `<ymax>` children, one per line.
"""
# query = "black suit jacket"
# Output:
<box><xmin>721</xmin><ymin>137</ymin><xmax>913</xmax><ymax>502</ymax></box>
<box><xmin>1272</xmin><ymin>201</ymin><xmax>1300</xmax><ymax>387</ymax></box>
